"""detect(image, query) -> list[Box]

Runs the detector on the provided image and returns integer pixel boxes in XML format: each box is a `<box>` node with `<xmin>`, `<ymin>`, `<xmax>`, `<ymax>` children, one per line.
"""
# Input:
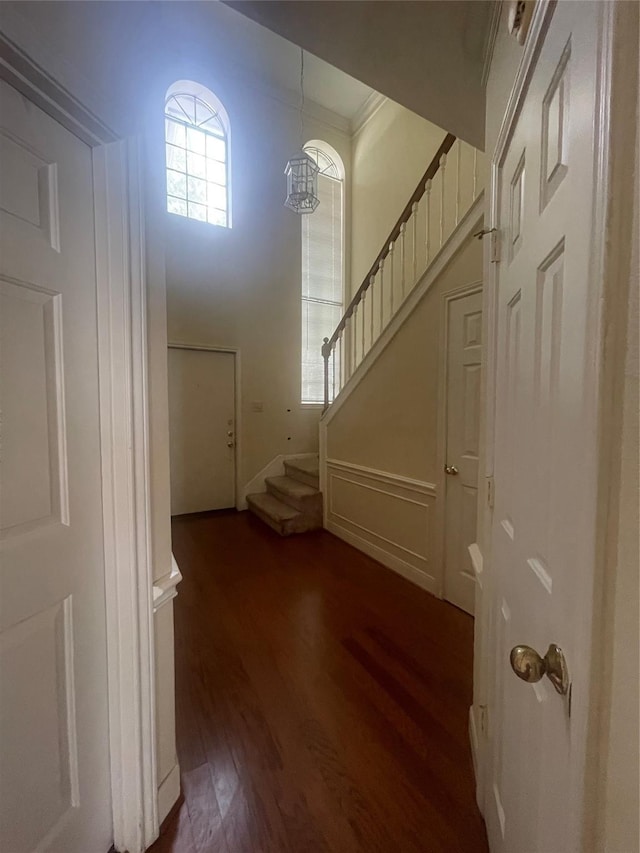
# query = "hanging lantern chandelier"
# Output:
<box><xmin>284</xmin><ymin>49</ymin><xmax>319</xmax><ymax>214</ymax></box>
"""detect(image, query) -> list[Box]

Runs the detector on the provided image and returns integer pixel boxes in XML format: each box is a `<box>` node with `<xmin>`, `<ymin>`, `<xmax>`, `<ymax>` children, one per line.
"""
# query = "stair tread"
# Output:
<box><xmin>286</xmin><ymin>456</ymin><xmax>319</xmax><ymax>478</ymax></box>
<box><xmin>266</xmin><ymin>475</ymin><xmax>319</xmax><ymax>499</ymax></box>
<box><xmin>247</xmin><ymin>492</ymin><xmax>301</xmax><ymax>522</ymax></box>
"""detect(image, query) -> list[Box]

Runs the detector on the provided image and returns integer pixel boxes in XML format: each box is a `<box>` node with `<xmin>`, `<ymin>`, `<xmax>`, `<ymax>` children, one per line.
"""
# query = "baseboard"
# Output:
<box><xmin>157</xmin><ymin>762</ymin><xmax>181</xmax><ymax>827</ymax></box>
<box><xmin>469</xmin><ymin>705</ymin><xmax>479</xmax><ymax>781</ymax></box>
<box><xmin>327</xmin><ymin>520</ymin><xmax>439</xmax><ymax>596</ymax></box>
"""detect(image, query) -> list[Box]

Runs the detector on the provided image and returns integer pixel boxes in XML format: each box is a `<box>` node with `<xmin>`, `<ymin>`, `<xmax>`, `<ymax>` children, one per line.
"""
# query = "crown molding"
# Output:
<box><xmin>481</xmin><ymin>0</ymin><xmax>502</xmax><ymax>88</ymax></box>
<box><xmin>351</xmin><ymin>91</ymin><xmax>387</xmax><ymax>136</ymax></box>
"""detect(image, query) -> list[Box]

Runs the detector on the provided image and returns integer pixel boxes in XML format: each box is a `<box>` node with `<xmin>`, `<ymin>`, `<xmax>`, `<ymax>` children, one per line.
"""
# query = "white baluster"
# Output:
<box><xmin>388</xmin><ymin>242</ymin><xmax>395</xmax><ymax>317</ymax></box>
<box><xmin>425</xmin><ymin>179</ymin><xmax>432</xmax><ymax>265</ymax></box>
<box><xmin>338</xmin><ymin>334</ymin><xmax>343</xmax><ymax>390</ymax></box>
<box><xmin>379</xmin><ymin>258</ymin><xmax>385</xmax><ymax>330</ymax></box>
<box><xmin>455</xmin><ymin>141</ymin><xmax>461</xmax><ymax>226</ymax></box>
<box><xmin>399</xmin><ymin>222</ymin><xmax>406</xmax><ymax>299</ymax></box>
<box><xmin>439</xmin><ymin>152</ymin><xmax>447</xmax><ymax>247</ymax></box>
<box><xmin>473</xmin><ymin>147</ymin><xmax>478</xmax><ymax>200</ymax></box>
<box><xmin>332</xmin><ymin>342</ymin><xmax>336</xmax><ymax>402</ymax></box>
<box><xmin>411</xmin><ymin>202</ymin><xmax>418</xmax><ymax>287</ymax></box>
<box><xmin>344</xmin><ymin>317</ymin><xmax>351</xmax><ymax>385</ymax></box>
<box><xmin>352</xmin><ymin>303</ymin><xmax>358</xmax><ymax>371</ymax></box>
<box><xmin>369</xmin><ymin>274</ymin><xmax>375</xmax><ymax>350</ymax></box>
<box><xmin>361</xmin><ymin>292</ymin><xmax>366</xmax><ymax>361</ymax></box>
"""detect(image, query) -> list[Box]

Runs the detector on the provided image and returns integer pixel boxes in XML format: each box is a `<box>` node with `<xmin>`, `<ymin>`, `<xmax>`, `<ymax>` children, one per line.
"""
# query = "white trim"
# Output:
<box><xmin>468</xmin><ymin>543</ymin><xmax>484</xmax><ymax>590</ymax></box>
<box><xmin>469</xmin><ymin>705</ymin><xmax>480</xmax><ymax>781</ymax></box>
<box><xmin>325</xmin><ymin>460</ymin><xmax>438</xmax><ymax>595</ymax></box>
<box><xmin>153</xmin><ymin>556</ymin><xmax>183</xmax><ymax>613</ymax></box>
<box><xmin>481</xmin><ymin>1</ymin><xmax>503</xmax><ymax>88</ymax></box>
<box><xmin>157</xmin><ymin>763</ymin><xmax>181</xmax><ymax>827</ymax></box>
<box><xmin>435</xmin><ymin>281</ymin><xmax>483</xmax><ymax>607</ymax></box>
<box><xmin>327</xmin><ymin>521</ymin><xmax>439</xmax><ymax>597</ymax></box>
<box><xmin>322</xmin><ymin>193</ymin><xmax>484</xmax><ymax>426</ymax></box>
<box><xmin>326</xmin><ymin>458</ymin><xmax>436</xmax><ymax>497</ymax></box>
<box><xmin>351</xmin><ymin>92</ymin><xmax>387</xmax><ymax>136</ymax></box>
<box><xmin>94</xmin><ymin>138</ymin><xmax>158</xmax><ymax>853</ymax></box>
<box><xmin>167</xmin><ymin>342</ymin><xmax>243</xmax><ymax>511</ymax></box>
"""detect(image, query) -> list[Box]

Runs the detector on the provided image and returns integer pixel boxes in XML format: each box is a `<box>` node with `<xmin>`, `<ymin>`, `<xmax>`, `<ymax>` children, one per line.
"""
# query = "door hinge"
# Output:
<box><xmin>479</xmin><ymin>704</ymin><xmax>488</xmax><ymax>735</ymax></box>
<box><xmin>473</xmin><ymin>227</ymin><xmax>500</xmax><ymax>263</ymax></box>
<box><xmin>486</xmin><ymin>476</ymin><xmax>495</xmax><ymax>509</ymax></box>
<box><xmin>490</xmin><ymin>230</ymin><xmax>500</xmax><ymax>263</ymax></box>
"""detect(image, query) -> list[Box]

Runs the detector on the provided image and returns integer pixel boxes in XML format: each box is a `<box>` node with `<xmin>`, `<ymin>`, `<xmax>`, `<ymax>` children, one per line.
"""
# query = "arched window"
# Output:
<box><xmin>301</xmin><ymin>141</ymin><xmax>344</xmax><ymax>404</ymax></box>
<box><xmin>165</xmin><ymin>80</ymin><xmax>231</xmax><ymax>227</ymax></box>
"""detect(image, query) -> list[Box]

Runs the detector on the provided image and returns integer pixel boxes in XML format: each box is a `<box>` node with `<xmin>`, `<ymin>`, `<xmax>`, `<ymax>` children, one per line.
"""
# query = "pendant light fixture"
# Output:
<box><xmin>284</xmin><ymin>48</ymin><xmax>319</xmax><ymax>214</ymax></box>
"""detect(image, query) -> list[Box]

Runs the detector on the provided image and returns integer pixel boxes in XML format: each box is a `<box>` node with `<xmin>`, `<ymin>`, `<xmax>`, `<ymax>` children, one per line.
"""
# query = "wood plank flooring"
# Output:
<box><xmin>149</xmin><ymin>510</ymin><xmax>488</xmax><ymax>853</ymax></box>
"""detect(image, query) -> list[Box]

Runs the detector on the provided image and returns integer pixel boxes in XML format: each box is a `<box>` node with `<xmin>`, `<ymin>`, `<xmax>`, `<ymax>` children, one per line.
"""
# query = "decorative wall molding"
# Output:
<box><xmin>481</xmin><ymin>1</ymin><xmax>503</xmax><ymax>88</ymax></box>
<box><xmin>0</xmin><ymin>32</ymin><xmax>117</xmax><ymax>147</ymax></box>
<box><xmin>351</xmin><ymin>92</ymin><xmax>387</xmax><ymax>136</ymax></box>
<box><xmin>325</xmin><ymin>460</ymin><xmax>439</xmax><ymax>596</ymax></box>
<box><xmin>322</xmin><ymin>193</ymin><xmax>484</xmax><ymax>426</ymax></box>
<box><xmin>153</xmin><ymin>556</ymin><xmax>183</xmax><ymax>613</ymax></box>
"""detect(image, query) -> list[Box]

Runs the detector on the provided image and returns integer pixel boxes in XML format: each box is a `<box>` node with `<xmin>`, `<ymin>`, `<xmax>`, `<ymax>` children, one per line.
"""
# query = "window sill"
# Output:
<box><xmin>300</xmin><ymin>402</ymin><xmax>324</xmax><ymax>410</ymax></box>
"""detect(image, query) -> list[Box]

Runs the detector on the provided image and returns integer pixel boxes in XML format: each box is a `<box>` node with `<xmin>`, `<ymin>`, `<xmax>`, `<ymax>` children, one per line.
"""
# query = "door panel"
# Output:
<box><xmin>168</xmin><ymin>348</ymin><xmax>236</xmax><ymax>514</ymax></box>
<box><xmin>0</xmin><ymin>80</ymin><xmax>111</xmax><ymax>853</ymax></box>
<box><xmin>444</xmin><ymin>288</ymin><xmax>482</xmax><ymax>615</ymax></box>
<box><xmin>488</xmin><ymin>4</ymin><xmax>602</xmax><ymax>851</ymax></box>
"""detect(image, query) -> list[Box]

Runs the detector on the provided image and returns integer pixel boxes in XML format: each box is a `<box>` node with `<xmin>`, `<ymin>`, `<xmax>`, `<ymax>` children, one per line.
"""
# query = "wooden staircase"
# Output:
<box><xmin>247</xmin><ymin>455</ymin><xmax>322</xmax><ymax>536</ymax></box>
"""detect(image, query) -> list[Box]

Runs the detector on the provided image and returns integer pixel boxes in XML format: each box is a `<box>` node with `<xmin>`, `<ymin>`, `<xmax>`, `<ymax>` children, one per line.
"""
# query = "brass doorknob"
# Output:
<box><xmin>444</xmin><ymin>465</ymin><xmax>459</xmax><ymax>475</ymax></box>
<box><xmin>510</xmin><ymin>643</ymin><xmax>569</xmax><ymax>695</ymax></box>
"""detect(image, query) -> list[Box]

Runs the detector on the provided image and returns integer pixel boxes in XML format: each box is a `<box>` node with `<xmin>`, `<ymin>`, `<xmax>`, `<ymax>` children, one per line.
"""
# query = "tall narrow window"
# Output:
<box><xmin>301</xmin><ymin>142</ymin><xmax>344</xmax><ymax>404</ymax></box>
<box><xmin>165</xmin><ymin>80</ymin><xmax>231</xmax><ymax>227</ymax></box>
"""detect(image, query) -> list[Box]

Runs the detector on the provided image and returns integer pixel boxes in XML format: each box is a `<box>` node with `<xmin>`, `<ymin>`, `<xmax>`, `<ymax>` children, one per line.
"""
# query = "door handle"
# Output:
<box><xmin>226</xmin><ymin>441</ymin><xmax>234</xmax><ymax>448</ymax></box>
<box><xmin>444</xmin><ymin>465</ymin><xmax>459</xmax><ymax>475</ymax></box>
<box><xmin>509</xmin><ymin>643</ymin><xmax>569</xmax><ymax>695</ymax></box>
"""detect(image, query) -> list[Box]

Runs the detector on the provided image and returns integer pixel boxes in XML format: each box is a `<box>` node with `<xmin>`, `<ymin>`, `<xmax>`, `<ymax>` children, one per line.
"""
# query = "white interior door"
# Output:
<box><xmin>168</xmin><ymin>347</ymin><xmax>236</xmax><ymax>514</ymax></box>
<box><xmin>0</xmin><ymin>81</ymin><xmax>112</xmax><ymax>852</ymax></box>
<box><xmin>487</xmin><ymin>3</ymin><xmax>604</xmax><ymax>851</ymax></box>
<box><xmin>443</xmin><ymin>287</ymin><xmax>482</xmax><ymax>615</ymax></box>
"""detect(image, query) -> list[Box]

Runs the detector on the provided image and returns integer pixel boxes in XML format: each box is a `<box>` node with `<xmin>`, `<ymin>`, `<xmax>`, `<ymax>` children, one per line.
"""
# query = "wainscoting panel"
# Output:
<box><xmin>325</xmin><ymin>459</ymin><xmax>439</xmax><ymax>595</ymax></box>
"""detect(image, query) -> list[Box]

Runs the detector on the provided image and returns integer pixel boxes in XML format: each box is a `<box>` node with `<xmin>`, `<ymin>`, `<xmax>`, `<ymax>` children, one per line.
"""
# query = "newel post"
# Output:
<box><xmin>322</xmin><ymin>336</ymin><xmax>331</xmax><ymax>411</ymax></box>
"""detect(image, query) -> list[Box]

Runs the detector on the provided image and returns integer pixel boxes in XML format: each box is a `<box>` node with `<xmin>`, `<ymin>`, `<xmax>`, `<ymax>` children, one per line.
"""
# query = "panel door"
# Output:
<box><xmin>0</xmin><ymin>81</ymin><xmax>112</xmax><ymax>852</ymax></box>
<box><xmin>168</xmin><ymin>348</ymin><xmax>236</xmax><ymax>514</ymax></box>
<box><xmin>488</xmin><ymin>3</ymin><xmax>603</xmax><ymax>851</ymax></box>
<box><xmin>443</xmin><ymin>288</ymin><xmax>482</xmax><ymax>615</ymax></box>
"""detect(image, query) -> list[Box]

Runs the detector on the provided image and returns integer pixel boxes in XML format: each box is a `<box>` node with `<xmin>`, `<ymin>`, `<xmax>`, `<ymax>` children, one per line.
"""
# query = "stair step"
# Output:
<box><xmin>265</xmin><ymin>475</ymin><xmax>322</xmax><ymax>517</ymax></box>
<box><xmin>246</xmin><ymin>492</ymin><xmax>318</xmax><ymax>536</ymax></box>
<box><xmin>284</xmin><ymin>455</ymin><xmax>319</xmax><ymax>489</ymax></box>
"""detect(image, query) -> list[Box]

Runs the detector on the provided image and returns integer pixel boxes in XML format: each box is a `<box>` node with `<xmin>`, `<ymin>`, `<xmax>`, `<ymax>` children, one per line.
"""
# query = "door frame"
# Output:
<box><xmin>168</xmin><ymin>343</ymin><xmax>243</xmax><ymax>510</ymax></box>
<box><xmin>477</xmin><ymin>0</ymin><xmax>625</xmax><ymax>841</ymax></box>
<box><xmin>435</xmin><ymin>280</ymin><xmax>483</xmax><ymax>602</ymax></box>
<box><xmin>0</xmin><ymin>34</ymin><xmax>159</xmax><ymax>853</ymax></box>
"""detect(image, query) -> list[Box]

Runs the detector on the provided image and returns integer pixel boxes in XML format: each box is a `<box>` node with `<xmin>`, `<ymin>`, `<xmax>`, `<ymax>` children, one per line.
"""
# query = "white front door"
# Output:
<box><xmin>0</xmin><ymin>81</ymin><xmax>112</xmax><ymax>852</ymax></box>
<box><xmin>168</xmin><ymin>347</ymin><xmax>236</xmax><ymax>514</ymax></box>
<box><xmin>443</xmin><ymin>286</ymin><xmax>482</xmax><ymax>615</ymax></box>
<box><xmin>487</xmin><ymin>3</ymin><xmax>605</xmax><ymax>851</ymax></box>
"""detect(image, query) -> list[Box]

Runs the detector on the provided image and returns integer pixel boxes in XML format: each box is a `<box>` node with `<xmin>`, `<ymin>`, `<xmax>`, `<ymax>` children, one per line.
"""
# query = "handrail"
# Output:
<box><xmin>324</xmin><ymin>132</ymin><xmax>455</xmax><ymax>351</ymax></box>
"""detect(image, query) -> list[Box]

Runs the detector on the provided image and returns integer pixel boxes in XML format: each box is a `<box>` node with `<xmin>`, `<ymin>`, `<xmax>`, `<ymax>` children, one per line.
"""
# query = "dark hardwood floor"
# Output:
<box><xmin>149</xmin><ymin>510</ymin><xmax>488</xmax><ymax>853</ymax></box>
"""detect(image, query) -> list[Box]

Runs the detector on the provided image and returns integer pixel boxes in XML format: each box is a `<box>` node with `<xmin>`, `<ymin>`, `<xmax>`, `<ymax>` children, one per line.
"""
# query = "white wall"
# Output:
<box><xmin>164</xmin><ymin>76</ymin><xmax>351</xmax><ymax>490</ymax></box>
<box><xmin>350</xmin><ymin>99</ymin><xmax>450</xmax><ymax>297</ymax></box>
<box><xmin>325</xmin><ymin>233</ymin><xmax>483</xmax><ymax>593</ymax></box>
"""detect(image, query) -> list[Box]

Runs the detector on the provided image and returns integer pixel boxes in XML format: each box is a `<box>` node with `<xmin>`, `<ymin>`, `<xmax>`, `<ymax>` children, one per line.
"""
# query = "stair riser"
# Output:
<box><xmin>246</xmin><ymin>502</ymin><xmax>319</xmax><ymax>536</ymax></box>
<box><xmin>265</xmin><ymin>482</ymin><xmax>323</xmax><ymax>517</ymax></box>
<box><xmin>284</xmin><ymin>463</ymin><xmax>319</xmax><ymax>490</ymax></box>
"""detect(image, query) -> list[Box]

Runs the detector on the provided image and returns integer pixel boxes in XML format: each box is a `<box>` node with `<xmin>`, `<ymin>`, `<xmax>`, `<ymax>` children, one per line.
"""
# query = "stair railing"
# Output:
<box><xmin>322</xmin><ymin>132</ymin><xmax>483</xmax><ymax>411</ymax></box>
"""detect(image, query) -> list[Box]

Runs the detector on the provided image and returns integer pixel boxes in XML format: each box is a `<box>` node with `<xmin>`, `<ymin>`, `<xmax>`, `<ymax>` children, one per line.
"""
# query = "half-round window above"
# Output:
<box><xmin>165</xmin><ymin>81</ymin><xmax>231</xmax><ymax>228</ymax></box>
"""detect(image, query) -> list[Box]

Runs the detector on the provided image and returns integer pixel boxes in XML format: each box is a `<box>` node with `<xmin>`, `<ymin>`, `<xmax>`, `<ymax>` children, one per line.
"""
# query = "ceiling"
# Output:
<box><xmin>190</xmin><ymin>1</ymin><xmax>378</xmax><ymax>123</ymax></box>
<box><xmin>224</xmin><ymin>1</ymin><xmax>493</xmax><ymax>147</ymax></box>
